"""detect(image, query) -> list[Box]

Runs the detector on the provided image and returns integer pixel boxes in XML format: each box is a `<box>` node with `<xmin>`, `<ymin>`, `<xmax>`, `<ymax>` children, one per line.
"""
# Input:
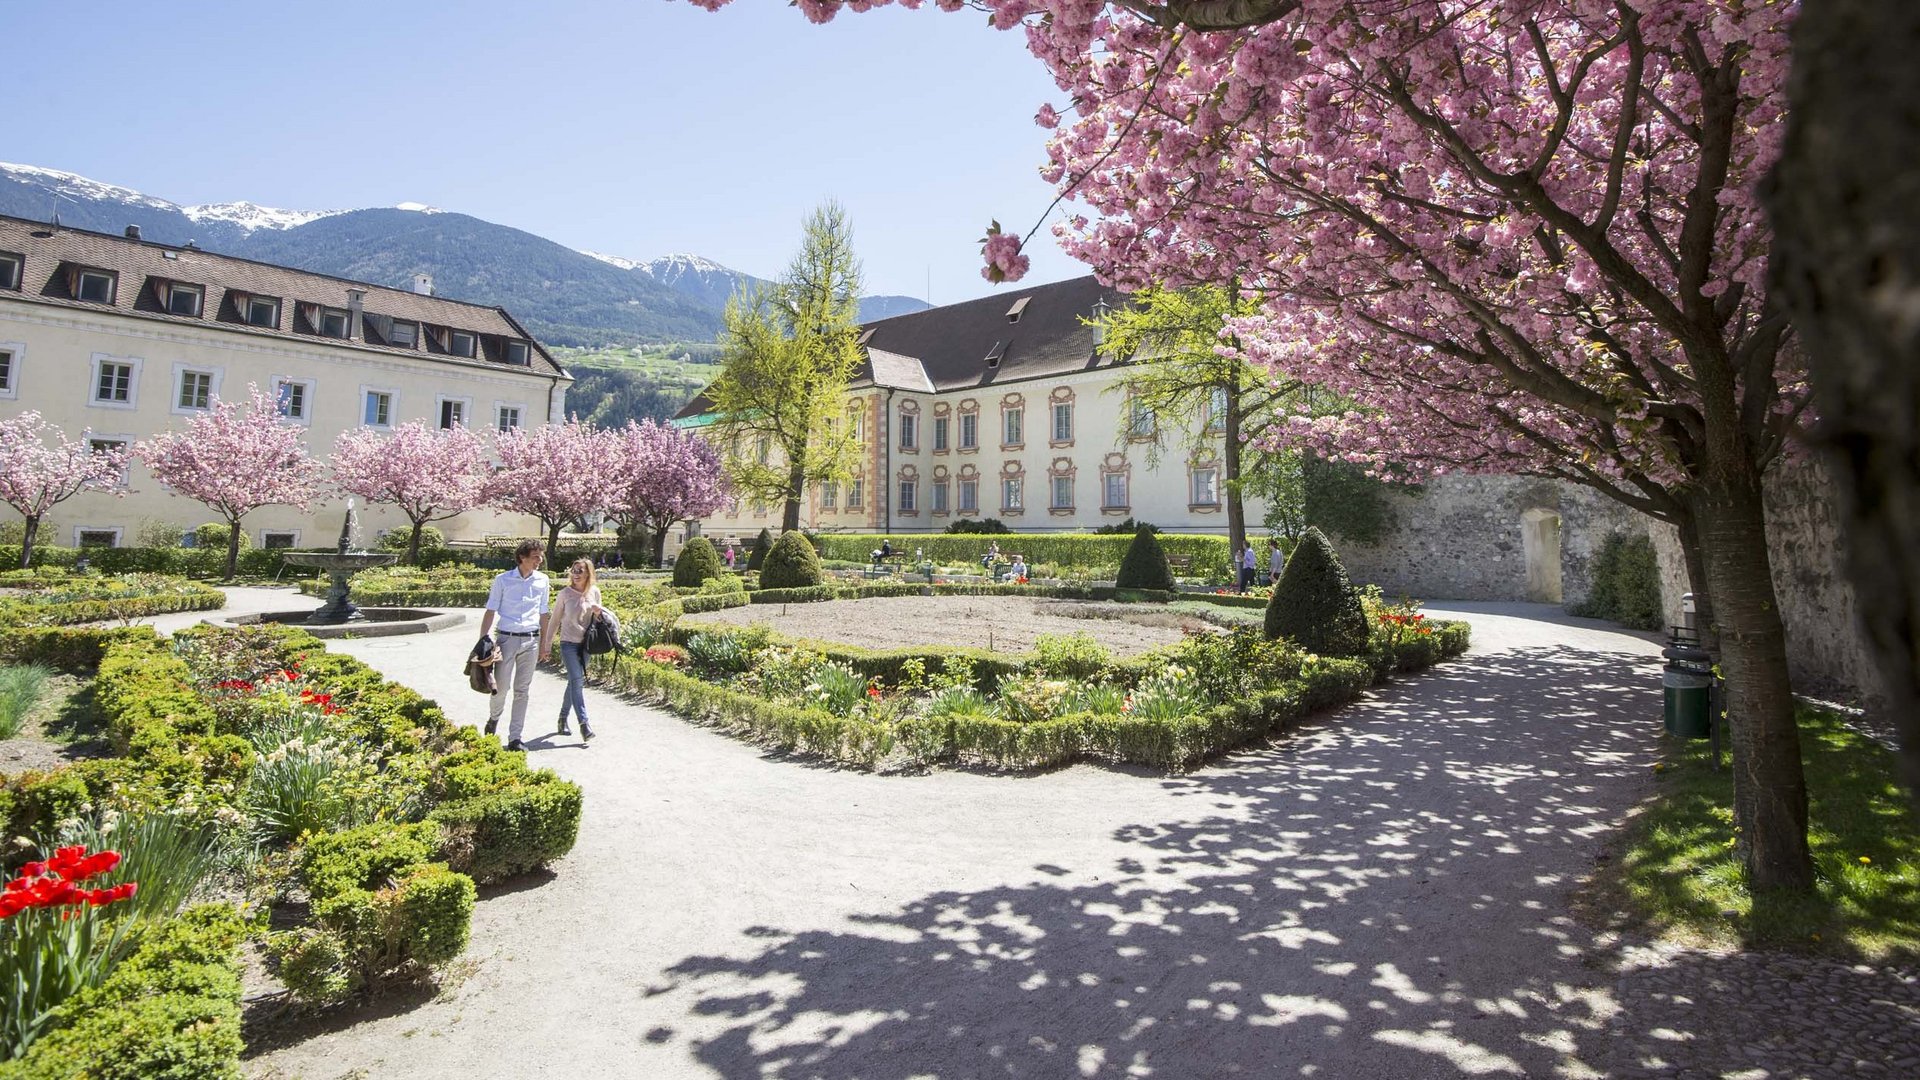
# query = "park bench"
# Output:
<box><xmin>1165</xmin><ymin>553</ymin><xmax>1194</xmax><ymax>577</ymax></box>
<box><xmin>864</xmin><ymin>553</ymin><xmax>910</xmax><ymax>579</ymax></box>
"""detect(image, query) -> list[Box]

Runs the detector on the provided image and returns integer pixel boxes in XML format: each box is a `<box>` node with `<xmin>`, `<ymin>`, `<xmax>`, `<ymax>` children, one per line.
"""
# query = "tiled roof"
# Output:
<box><xmin>673</xmin><ymin>274</ymin><xmax>1124</xmax><ymax>420</ymax></box>
<box><xmin>0</xmin><ymin>214</ymin><xmax>566</xmax><ymax>379</ymax></box>
<box><xmin>866</xmin><ymin>349</ymin><xmax>934</xmax><ymax>393</ymax></box>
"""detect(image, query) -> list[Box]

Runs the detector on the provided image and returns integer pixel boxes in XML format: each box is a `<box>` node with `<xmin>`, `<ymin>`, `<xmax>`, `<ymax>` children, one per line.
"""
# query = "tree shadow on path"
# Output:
<box><xmin>646</xmin><ymin>642</ymin><xmax>1678</xmax><ymax>1079</ymax></box>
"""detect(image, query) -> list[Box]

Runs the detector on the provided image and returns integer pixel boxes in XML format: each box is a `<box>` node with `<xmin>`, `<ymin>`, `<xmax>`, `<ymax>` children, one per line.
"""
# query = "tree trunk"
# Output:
<box><xmin>1224</xmin><ymin>380</ymin><xmax>1247</xmax><ymax>563</ymax></box>
<box><xmin>224</xmin><ymin>518</ymin><xmax>242</xmax><ymax>580</ymax></box>
<box><xmin>19</xmin><ymin>515</ymin><xmax>38</xmax><ymax>569</ymax></box>
<box><xmin>1766</xmin><ymin>0</ymin><xmax>1920</xmax><ymax>800</ymax></box>
<box><xmin>545</xmin><ymin>521</ymin><xmax>562</xmax><ymax>570</ymax></box>
<box><xmin>784</xmin><ymin>460</ymin><xmax>806</xmax><ymax>533</ymax></box>
<box><xmin>407</xmin><ymin>520</ymin><xmax>424</xmax><ymax>566</ymax></box>
<box><xmin>651</xmin><ymin>526</ymin><xmax>669</xmax><ymax>569</ymax></box>
<box><xmin>1690</xmin><ymin>466</ymin><xmax>1814</xmax><ymax>893</ymax></box>
<box><xmin>1674</xmin><ymin>510</ymin><xmax>1716</xmax><ymax>649</ymax></box>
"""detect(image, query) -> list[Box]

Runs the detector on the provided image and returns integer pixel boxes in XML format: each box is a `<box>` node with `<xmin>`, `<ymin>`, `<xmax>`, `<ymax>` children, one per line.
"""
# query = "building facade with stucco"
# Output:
<box><xmin>675</xmin><ymin>275</ymin><xmax>1265</xmax><ymax>543</ymax></box>
<box><xmin>0</xmin><ymin>215</ymin><xmax>570</xmax><ymax>548</ymax></box>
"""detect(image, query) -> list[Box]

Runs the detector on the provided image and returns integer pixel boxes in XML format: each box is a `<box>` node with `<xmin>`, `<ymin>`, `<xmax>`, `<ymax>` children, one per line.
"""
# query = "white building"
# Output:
<box><xmin>0</xmin><ymin>215</ymin><xmax>570</xmax><ymax>548</ymax></box>
<box><xmin>675</xmin><ymin>275</ymin><xmax>1265</xmax><ymax>538</ymax></box>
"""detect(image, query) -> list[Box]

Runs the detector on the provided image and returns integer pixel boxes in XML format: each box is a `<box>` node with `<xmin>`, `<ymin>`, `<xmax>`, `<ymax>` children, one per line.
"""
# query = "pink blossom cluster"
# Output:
<box><xmin>0</xmin><ymin>412</ymin><xmax>126</xmax><ymax>519</ymax></box>
<box><xmin>608</xmin><ymin>420</ymin><xmax>728</xmax><ymax>539</ymax></box>
<box><xmin>980</xmin><ymin>224</ymin><xmax>1031</xmax><ymax>284</ymax></box>
<box><xmin>333</xmin><ymin>421</ymin><xmax>491</xmax><ymax>530</ymax></box>
<box><xmin>138</xmin><ymin>385</ymin><xmax>325</xmax><ymax>520</ymax></box>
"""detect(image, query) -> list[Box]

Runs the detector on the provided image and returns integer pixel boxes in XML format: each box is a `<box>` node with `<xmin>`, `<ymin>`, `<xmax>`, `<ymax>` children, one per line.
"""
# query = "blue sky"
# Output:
<box><xmin>1</xmin><ymin>0</ymin><xmax>1083</xmax><ymax>303</ymax></box>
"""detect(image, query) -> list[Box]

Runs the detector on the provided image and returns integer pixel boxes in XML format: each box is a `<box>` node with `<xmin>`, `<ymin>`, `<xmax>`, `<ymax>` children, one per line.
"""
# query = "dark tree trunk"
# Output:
<box><xmin>407</xmin><ymin>520</ymin><xmax>424</xmax><ymax>566</ymax></box>
<box><xmin>545</xmin><ymin>521</ymin><xmax>563</xmax><ymax>570</ymax></box>
<box><xmin>784</xmin><ymin>459</ymin><xmax>806</xmax><ymax>533</ymax></box>
<box><xmin>1690</xmin><ymin>464</ymin><xmax>1813</xmax><ymax>893</ymax></box>
<box><xmin>1674</xmin><ymin>510</ymin><xmax>1716</xmax><ymax>649</ymax></box>
<box><xmin>224</xmin><ymin>518</ymin><xmax>242</xmax><ymax>580</ymax></box>
<box><xmin>1224</xmin><ymin>380</ymin><xmax>1247</xmax><ymax>562</ymax></box>
<box><xmin>19</xmin><ymin>515</ymin><xmax>38</xmax><ymax>569</ymax></box>
<box><xmin>651</xmin><ymin>525</ymin><xmax>669</xmax><ymax>569</ymax></box>
<box><xmin>1766</xmin><ymin>0</ymin><xmax>1920</xmax><ymax>801</ymax></box>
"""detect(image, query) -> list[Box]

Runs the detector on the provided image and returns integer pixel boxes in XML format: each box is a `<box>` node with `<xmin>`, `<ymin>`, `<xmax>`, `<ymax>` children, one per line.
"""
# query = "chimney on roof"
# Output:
<box><xmin>411</xmin><ymin>273</ymin><xmax>433</xmax><ymax>296</ymax></box>
<box><xmin>123</xmin><ymin>225</ymin><xmax>141</xmax><ymax>241</ymax></box>
<box><xmin>346</xmin><ymin>289</ymin><xmax>367</xmax><ymax>340</ymax></box>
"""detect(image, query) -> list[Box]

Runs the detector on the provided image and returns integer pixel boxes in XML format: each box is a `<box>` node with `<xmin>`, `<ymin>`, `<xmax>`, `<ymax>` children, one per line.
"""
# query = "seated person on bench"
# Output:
<box><xmin>980</xmin><ymin>540</ymin><xmax>1002</xmax><ymax>570</ymax></box>
<box><xmin>871</xmin><ymin>539</ymin><xmax>895</xmax><ymax>566</ymax></box>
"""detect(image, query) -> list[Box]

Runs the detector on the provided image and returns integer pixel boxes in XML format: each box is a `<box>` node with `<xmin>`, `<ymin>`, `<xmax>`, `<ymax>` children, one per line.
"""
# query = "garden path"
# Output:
<box><xmin>163</xmin><ymin>590</ymin><xmax>1915</xmax><ymax>1080</ymax></box>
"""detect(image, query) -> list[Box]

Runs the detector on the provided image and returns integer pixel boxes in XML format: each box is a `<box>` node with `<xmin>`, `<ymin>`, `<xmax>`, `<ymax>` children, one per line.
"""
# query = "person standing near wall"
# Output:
<box><xmin>478</xmin><ymin>539</ymin><xmax>551</xmax><ymax>752</ymax></box>
<box><xmin>1269</xmin><ymin>539</ymin><xmax>1286</xmax><ymax>586</ymax></box>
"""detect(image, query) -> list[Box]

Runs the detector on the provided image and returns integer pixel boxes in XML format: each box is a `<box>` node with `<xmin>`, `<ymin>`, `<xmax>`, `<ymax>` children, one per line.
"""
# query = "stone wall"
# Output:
<box><xmin>1326</xmin><ymin>461</ymin><xmax>1882</xmax><ymax>705</ymax></box>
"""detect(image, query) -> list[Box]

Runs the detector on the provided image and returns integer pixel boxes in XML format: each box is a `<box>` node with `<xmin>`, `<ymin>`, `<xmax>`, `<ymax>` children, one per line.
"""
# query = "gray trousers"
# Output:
<box><xmin>488</xmin><ymin>634</ymin><xmax>539</xmax><ymax>743</ymax></box>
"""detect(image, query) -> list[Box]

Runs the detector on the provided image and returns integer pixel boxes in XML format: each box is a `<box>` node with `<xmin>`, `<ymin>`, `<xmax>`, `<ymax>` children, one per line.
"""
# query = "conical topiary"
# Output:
<box><xmin>759</xmin><ymin>530</ymin><xmax>824</xmax><ymax>589</ymax></box>
<box><xmin>746</xmin><ymin>528</ymin><xmax>773</xmax><ymax>573</ymax></box>
<box><xmin>1114</xmin><ymin>524</ymin><xmax>1176</xmax><ymax>591</ymax></box>
<box><xmin>1264</xmin><ymin>526</ymin><xmax>1369</xmax><ymax>655</ymax></box>
<box><xmin>673</xmin><ymin>536</ymin><xmax>722</xmax><ymax>587</ymax></box>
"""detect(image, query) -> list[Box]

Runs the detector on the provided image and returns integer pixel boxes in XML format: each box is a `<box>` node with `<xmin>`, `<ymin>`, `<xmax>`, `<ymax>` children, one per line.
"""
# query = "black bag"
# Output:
<box><xmin>583</xmin><ymin>610</ymin><xmax>622</xmax><ymax>656</ymax></box>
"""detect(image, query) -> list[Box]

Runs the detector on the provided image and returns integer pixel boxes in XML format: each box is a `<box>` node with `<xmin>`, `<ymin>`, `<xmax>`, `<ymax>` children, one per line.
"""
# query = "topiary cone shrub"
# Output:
<box><xmin>1264</xmin><ymin>526</ymin><xmax>1369</xmax><ymax>656</ymax></box>
<box><xmin>673</xmin><ymin>537</ymin><xmax>722</xmax><ymax>587</ymax></box>
<box><xmin>760</xmin><ymin>530</ymin><xmax>824</xmax><ymax>589</ymax></box>
<box><xmin>1115</xmin><ymin>524</ymin><xmax>1175</xmax><ymax>591</ymax></box>
<box><xmin>746</xmin><ymin>528</ymin><xmax>773</xmax><ymax>573</ymax></box>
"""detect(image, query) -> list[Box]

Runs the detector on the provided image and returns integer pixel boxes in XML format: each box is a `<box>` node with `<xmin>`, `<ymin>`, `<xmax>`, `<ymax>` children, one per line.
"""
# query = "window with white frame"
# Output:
<box><xmin>163</xmin><ymin>282</ymin><xmax>204</xmax><ymax>316</ymax></box>
<box><xmin>439</xmin><ymin>398</ymin><xmax>467</xmax><ymax>429</ymax></box>
<box><xmin>449</xmin><ymin>330</ymin><xmax>477</xmax><ymax>358</ymax></box>
<box><xmin>75</xmin><ymin>268</ymin><xmax>116</xmax><ymax>304</ymax></box>
<box><xmin>87</xmin><ymin>438</ymin><xmax>130</xmax><ymax>488</ymax></box>
<box><xmin>74</xmin><ymin>528</ymin><xmax>121</xmax><ymax>548</ymax></box>
<box><xmin>504</xmin><ymin>341</ymin><xmax>530</xmax><ymax>365</ymax></box>
<box><xmin>1191</xmin><ymin>467</ymin><xmax>1219</xmax><ymax>506</ymax></box>
<box><xmin>91</xmin><ymin>357</ymin><xmax>137</xmax><ymax>407</ymax></box>
<box><xmin>959</xmin><ymin>413</ymin><xmax>978</xmax><ymax>449</ymax></box>
<box><xmin>244</xmin><ymin>295</ymin><xmax>280</xmax><ymax>328</ymax></box>
<box><xmin>847</xmin><ymin>478</ymin><xmax>864</xmax><ymax>508</ymax></box>
<box><xmin>176</xmin><ymin>369</ymin><xmax>214</xmax><ymax>411</ymax></box>
<box><xmin>1002</xmin><ymin>477</ymin><xmax>1023</xmax><ymax>512</ymax></box>
<box><xmin>933</xmin><ymin>416</ymin><xmax>949</xmax><ymax>452</ymax></box>
<box><xmin>1104</xmin><ymin>472</ymin><xmax>1129</xmax><ymax>509</ymax></box>
<box><xmin>363</xmin><ymin>390</ymin><xmax>393</xmax><ymax>427</ymax></box>
<box><xmin>496</xmin><ymin>405</ymin><xmax>522</xmax><ymax>432</ymax></box>
<box><xmin>898</xmin><ymin>480</ymin><xmax>916</xmax><ymax>512</ymax></box>
<box><xmin>851</xmin><ymin>409</ymin><xmax>866</xmax><ymax>444</ymax></box>
<box><xmin>931</xmin><ymin>480</ymin><xmax>949</xmax><ymax>513</ymax></box>
<box><xmin>387</xmin><ymin>319</ymin><xmax>418</xmax><ymax>348</ymax></box>
<box><xmin>1052</xmin><ymin>402</ymin><xmax>1073</xmax><ymax>442</ymax></box>
<box><xmin>1128</xmin><ymin>398</ymin><xmax>1157</xmax><ymax>439</ymax></box>
<box><xmin>0</xmin><ymin>346</ymin><xmax>16</xmax><ymax>397</ymax></box>
<box><xmin>319</xmin><ymin>307</ymin><xmax>350</xmax><ymax>338</ymax></box>
<box><xmin>261</xmin><ymin>531</ymin><xmax>299</xmax><ymax>550</ymax></box>
<box><xmin>899</xmin><ymin>412</ymin><xmax>917</xmax><ymax>451</ymax></box>
<box><xmin>0</xmin><ymin>253</ymin><xmax>20</xmax><ymax>291</ymax></box>
<box><xmin>1002</xmin><ymin>407</ymin><xmax>1023</xmax><ymax>447</ymax></box>
<box><xmin>958</xmin><ymin>478</ymin><xmax>979</xmax><ymax>512</ymax></box>
<box><xmin>820</xmin><ymin>481</ymin><xmax>838</xmax><ymax>509</ymax></box>
<box><xmin>1205</xmin><ymin>386</ymin><xmax>1228</xmax><ymax>433</ymax></box>
<box><xmin>1051</xmin><ymin>475</ymin><xmax>1073</xmax><ymax>509</ymax></box>
<box><xmin>274</xmin><ymin>378</ymin><xmax>312</xmax><ymax>421</ymax></box>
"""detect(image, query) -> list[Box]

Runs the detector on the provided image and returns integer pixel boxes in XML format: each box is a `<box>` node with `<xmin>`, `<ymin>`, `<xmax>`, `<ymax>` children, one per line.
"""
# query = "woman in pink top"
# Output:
<box><xmin>542</xmin><ymin>557</ymin><xmax>605</xmax><ymax>741</ymax></box>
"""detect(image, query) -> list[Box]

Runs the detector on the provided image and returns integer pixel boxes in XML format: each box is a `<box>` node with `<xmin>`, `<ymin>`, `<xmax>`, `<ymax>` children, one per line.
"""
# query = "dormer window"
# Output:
<box><xmin>449</xmin><ymin>331</ymin><xmax>477</xmax><ymax>358</ymax></box>
<box><xmin>1006</xmin><ymin>296</ymin><xmax>1030</xmax><ymax>323</ymax></box>
<box><xmin>0</xmin><ymin>253</ymin><xmax>20</xmax><ymax>291</ymax></box>
<box><xmin>163</xmin><ymin>282</ymin><xmax>204</xmax><ymax>317</ymax></box>
<box><xmin>503</xmin><ymin>340</ymin><xmax>529</xmax><ymax>365</ymax></box>
<box><xmin>318</xmin><ymin>307</ymin><xmax>350</xmax><ymax>338</ymax></box>
<box><xmin>243</xmin><ymin>295</ymin><xmax>280</xmax><ymax>328</ymax></box>
<box><xmin>856</xmin><ymin>328</ymin><xmax>875</xmax><ymax>346</ymax></box>
<box><xmin>984</xmin><ymin>340</ymin><xmax>1006</xmax><ymax>368</ymax></box>
<box><xmin>75</xmin><ymin>268</ymin><xmax>116</xmax><ymax>304</ymax></box>
<box><xmin>387</xmin><ymin>320</ymin><xmax>418</xmax><ymax>348</ymax></box>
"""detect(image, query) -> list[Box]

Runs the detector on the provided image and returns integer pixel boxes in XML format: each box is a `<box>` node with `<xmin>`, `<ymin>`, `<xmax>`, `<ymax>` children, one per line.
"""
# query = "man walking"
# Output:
<box><xmin>478</xmin><ymin>539</ymin><xmax>551</xmax><ymax>751</ymax></box>
<box><xmin>1238</xmin><ymin>544</ymin><xmax>1257</xmax><ymax>593</ymax></box>
<box><xmin>1269</xmin><ymin>539</ymin><xmax>1286</xmax><ymax>586</ymax></box>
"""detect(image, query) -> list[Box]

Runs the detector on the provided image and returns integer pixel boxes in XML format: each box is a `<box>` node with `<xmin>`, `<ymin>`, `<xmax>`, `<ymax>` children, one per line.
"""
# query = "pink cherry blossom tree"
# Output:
<box><xmin>0</xmin><ymin>412</ymin><xmax>128</xmax><ymax>568</ymax></box>
<box><xmin>487</xmin><ymin>420</ymin><xmax>615</xmax><ymax>568</ymax></box>
<box><xmin>607</xmin><ymin>420</ymin><xmax>728</xmax><ymax>567</ymax></box>
<box><xmin>333</xmin><ymin>421</ymin><xmax>491</xmax><ymax>565</ymax></box>
<box><xmin>686</xmin><ymin>1</ymin><xmax>1818</xmax><ymax>889</ymax></box>
<box><xmin>138</xmin><ymin>385</ymin><xmax>325</xmax><ymax>579</ymax></box>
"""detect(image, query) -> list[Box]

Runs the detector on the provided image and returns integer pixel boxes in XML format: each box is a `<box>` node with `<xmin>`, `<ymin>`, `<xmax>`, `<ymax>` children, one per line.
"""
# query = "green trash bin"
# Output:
<box><xmin>1662</xmin><ymin>643</ymin><xmax>1713</xmax><ymax>739</ymax></box>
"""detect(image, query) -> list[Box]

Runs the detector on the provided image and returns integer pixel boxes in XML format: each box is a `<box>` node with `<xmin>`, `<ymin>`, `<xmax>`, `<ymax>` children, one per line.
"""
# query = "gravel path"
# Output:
<box><xmin>682</xmin><ymin>594</ymin><xmax>1204</xmax><ymax>656</ymax></box>
<box><xmin>139</xmin><ymin>591</ymin><xmax>1919</xmax><ymax>1079</ymax></box>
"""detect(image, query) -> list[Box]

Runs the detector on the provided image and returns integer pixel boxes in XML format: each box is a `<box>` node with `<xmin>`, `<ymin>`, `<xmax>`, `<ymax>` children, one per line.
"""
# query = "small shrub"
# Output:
<box><xmin>375</xmin><ymin>525</ymin><xmax>446</xmax><ymax>553</ymax></box>
<box><xmin>1093</xmin><ymin>517</ymin><xmax>1158</xmax><ymax>535</ymax></box>
<box><xmin>1572</xmin><ymin>531</ymin><xmax>1663</xmax><ymax>630</ymax></box>
<box><xmin>684</xmin><ymin>632</ymin><xmax>754</xmax><ymax>675</ymax></box>
<box><xmin>1030</xmin><ymin>633</ymin><xmax>1112</xmax><ymax>681</ymax></box>
<box><xmin>699</xmin><ymin>574</ymin><xmax>746</xmax><ymax>595</ymax></box>
<box><xmin>0</xmin><ymin>664</ymin><xmax>52</xmax><ymax>740</ymax></box>
<box><xmin>1115</xmin><ymin>525</ymin><xmax>1175</xmax><ymax>591</ymax></box>
<box><xmin>759</xmin><ymin>531</ymin><xmax>824</xmax><ymax>589</ymax></box>
<box><xmin>672</xmin><ymin>537</ymin><xmax>722</xmax><ymax>587</ymax></box>
<box><xmin>429</xmin><ymin>778</ymin><xmax>582</xmax><ymax>884</ymax></box>
<box><xmin>1264</xmin><ymin>527</ymin><xmax>1369</xmax><ymax>656</ymax></box>
<box><xmin>945</xmin><ymin>518</ymin><xmax>1011</xmax><ymax>535</ymax></box>
<box><xmin>189</xmin><ymin>523</ymin><xmax>249</xmax><ymax>552</ymax></box>
<box><xmin>746</xmin><ymin>528</ymin><xmax>773</xmax><ymax>572</ymax></box>
<box><xmin>624</xmin><ymin>608</ymin><xmax>681</xmax><ymax>650</ymax></box>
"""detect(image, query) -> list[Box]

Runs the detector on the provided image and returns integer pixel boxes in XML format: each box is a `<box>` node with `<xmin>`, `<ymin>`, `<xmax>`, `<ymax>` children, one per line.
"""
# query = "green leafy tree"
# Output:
<box><xmin>1264</xmin><ymin>527</ymin><xmax>1369</xmax><ymax>657</ymax></box>
<box><xmin>1114</xmin><ymin>525</ymin><xmax>1175</xmax><ymax>592</ymax></box>
<box><xmin>1099</xmin><ymin>285</ymin><xmax>1292</xmax><ymax>557</ymax></box>
<box><xmin>760</xmin><ymin>530</ymin><xmax>824</xmax><ymax>589</ymax></box>
<box><xmin>746</xmin><ymin>528</ymin><xmax>773</xmax><ymax>572</ymax></box>
<box><xmin>705</xmin><ymin>203</ymin><xmax>864</xmax><ymax>531</ymax></box>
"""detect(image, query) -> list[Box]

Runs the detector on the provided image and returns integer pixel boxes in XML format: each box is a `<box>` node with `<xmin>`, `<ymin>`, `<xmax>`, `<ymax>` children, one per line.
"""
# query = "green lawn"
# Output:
<box><xmin>1612</xmin><ymin>706</ymin><xmax>1920</xmax><ymax>959</ymax></box>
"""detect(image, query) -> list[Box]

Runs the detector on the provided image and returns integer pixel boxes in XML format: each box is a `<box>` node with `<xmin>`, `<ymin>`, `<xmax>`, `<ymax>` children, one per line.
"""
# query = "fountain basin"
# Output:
<box><xmin>207</xmin><ymin>608</ymin><xmax>465</xmax><ymax>638</ymax></box>
<box><xmin>282</xmin><ymin>550</ymin><xmax>400</xmax><ymax>624</ymax></box>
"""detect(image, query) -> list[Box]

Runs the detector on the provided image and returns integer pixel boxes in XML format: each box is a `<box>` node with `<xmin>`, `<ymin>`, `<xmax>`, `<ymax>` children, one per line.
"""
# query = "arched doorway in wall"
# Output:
<box><xmin>1521</xmin><ymin>508</ymin><xmax>1564</xmax><ymax>604</ymax></box>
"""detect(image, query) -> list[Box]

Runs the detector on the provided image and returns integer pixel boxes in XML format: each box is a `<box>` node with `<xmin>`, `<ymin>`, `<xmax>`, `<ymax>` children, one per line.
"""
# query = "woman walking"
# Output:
<box><xmin>542</xmin><ymin>557</ymin><xmax>605</xmax><ymax>742</ymax></box>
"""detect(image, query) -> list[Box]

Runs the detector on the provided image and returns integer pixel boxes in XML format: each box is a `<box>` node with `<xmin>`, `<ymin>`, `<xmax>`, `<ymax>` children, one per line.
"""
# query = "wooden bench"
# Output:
<box><xmin>864</xmin><ymin>554</ymin><xmax>910</xmax><ymax>579</ymax></box>
<box><xmin>1165</xmin><ymin>554</ymin><xmax>1194</xmax><ymax>577</ymax></box>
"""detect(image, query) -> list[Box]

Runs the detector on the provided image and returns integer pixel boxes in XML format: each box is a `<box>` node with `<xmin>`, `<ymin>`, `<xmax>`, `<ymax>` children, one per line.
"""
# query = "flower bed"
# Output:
<box><xmin>0</xmin><ymin>572</ymin><xmax>224</xmax><ymax>627</ymax></box>
<box><xmin>607</xmin><ymin>591</ymin><xmax>1469</xmax><ymax>773</ymax></box>
<box><xmin>0</xmin><ymin>623</ymin><xmax>583</xmax><ymax>1068</ymax></box>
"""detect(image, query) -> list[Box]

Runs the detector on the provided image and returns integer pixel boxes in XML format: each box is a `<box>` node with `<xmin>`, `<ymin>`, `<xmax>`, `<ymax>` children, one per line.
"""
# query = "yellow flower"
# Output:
<box><xmin>1859</xmin><ymin>856</ymin><xmax>1872</xmax><ymax>865</ymax></box>
<box><xmin>1652</xmin><ymin>762</ymin><xmax>1665</xmax><ymax>772</ymax></box>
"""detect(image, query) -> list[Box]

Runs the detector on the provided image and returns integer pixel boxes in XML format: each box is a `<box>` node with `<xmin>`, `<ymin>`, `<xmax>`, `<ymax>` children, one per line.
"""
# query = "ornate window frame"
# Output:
<box><xmin>930</xmin><ymin>464</ymin><xmax>951</xmax><ymax>516</ymax></box>
<box><xmin>931</xmin><ymin>401</ymin><xmax>952</xmax><ymax>455</ymax></box>
<box><xmin>897</xmin><ymin>398</ymin><xmax>921</xmax><ymax>453</ymax></box>
<box><xmin>1100</xmin><ymin>452</ymin><xmax>1132</xmax><ymax>515</ymax></box>
<box><xmin>999</xmin><ymin>391</ymin><xmax>1026</xmax><ymax>451</ymax></box>
<box><xmin>1047</xmin><ymin>385</ymin><xmax>1076</xmax><ymax>448</ymax></box>
<box><xmin>896</xmin><ymin>463</ymin><xmax>920</xmax><ymax>517</ymax></box>
<box><xmin>999</xmin><ymin>459</ymin><xmax>1026</xmax><ymax>516</ymax></box>
<box><xmin>1047</xmin><ymin>456</ymin><xmax>1076</xmax><ymax>516</ymax></box>
<box><xmin>1187</xmin><ymin>448</ymin><xmax>1222</xmax><ymax>513</ymax></box>
<box><xmin>956</xmin><ymin>463</ymin><xmax>981</xmax><ymax>515</ymax></box>
<box><xmin>957</xmin><ymin>398</ymin><xmax>980</xmax><ymax>454</ymax></box>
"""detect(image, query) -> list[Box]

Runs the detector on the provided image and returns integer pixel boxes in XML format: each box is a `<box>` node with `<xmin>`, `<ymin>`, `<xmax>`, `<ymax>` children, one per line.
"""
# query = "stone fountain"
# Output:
<box><xmin>280</xmin><ymin>500</ymin><xmax>398</xmax><ymax>624</ymax></box>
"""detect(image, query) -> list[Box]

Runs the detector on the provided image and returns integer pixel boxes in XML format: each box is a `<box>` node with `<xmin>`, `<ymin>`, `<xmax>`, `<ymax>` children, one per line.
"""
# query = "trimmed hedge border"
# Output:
<box><xmin>811</xmin><ymin>533</ymin><xmax>1235</xmax><ymax>579</ymax></box>
<box><xmin>0</xmin><ymin>578</ymin><xmax>224</xmax><ymax>627</ymax></box>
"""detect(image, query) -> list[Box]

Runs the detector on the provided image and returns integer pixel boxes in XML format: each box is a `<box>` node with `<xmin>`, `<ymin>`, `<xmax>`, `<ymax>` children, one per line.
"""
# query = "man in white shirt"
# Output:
<box><xmin>1269</xmin><ymin>541</ymin><xmax>1286</xmax><ymax>585</ymax></box>
<box><xmin>478</xmin><ymin>539</ymin><xmax>552</xmax><ymax>751</ymax></box>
